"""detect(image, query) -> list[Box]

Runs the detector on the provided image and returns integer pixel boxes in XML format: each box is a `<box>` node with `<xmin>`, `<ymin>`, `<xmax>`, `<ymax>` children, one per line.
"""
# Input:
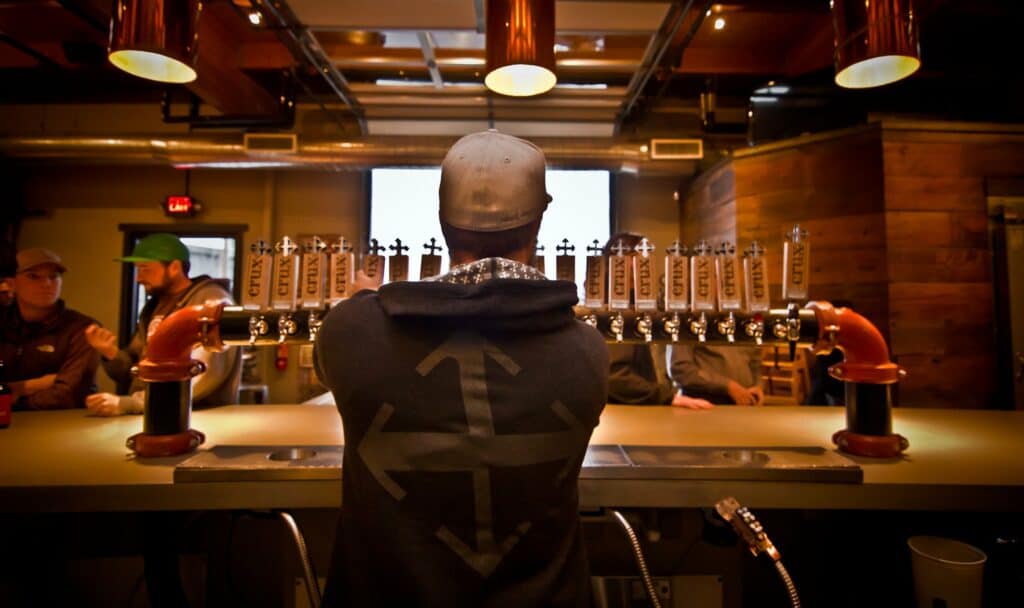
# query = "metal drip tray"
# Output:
<box><xmin>174</xmin><ymin>444</ymin><xmax>861</xmax><ymax>484</ymax></box>
<box><xmin>174</xmin><ymin>445</ymin><xmax>344</xmax><ymax>483</ymax></box>
<box><xmin>585</xmin><ymin>445</ymin><xmax>862</xmax><ymax>483</ymax></box>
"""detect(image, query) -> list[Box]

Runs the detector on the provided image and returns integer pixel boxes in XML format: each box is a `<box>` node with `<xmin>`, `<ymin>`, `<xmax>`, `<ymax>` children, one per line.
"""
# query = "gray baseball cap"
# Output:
<box><xmin>439</xmin><ymin>130</ymin><xmax>552</xmax><ymax>232</ymax></box>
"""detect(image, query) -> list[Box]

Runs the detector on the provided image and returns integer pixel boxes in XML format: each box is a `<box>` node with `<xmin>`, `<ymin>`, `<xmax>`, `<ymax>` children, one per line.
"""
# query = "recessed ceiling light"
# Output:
<box><xmin>714</xmin><ymin>17</ymin><xmax>726</xmax><ymax>30</ymax></box>
<box><xmin>248</xmin><ymin>10</ymin><xmax>262</xmax><ymax>26</ymax></box>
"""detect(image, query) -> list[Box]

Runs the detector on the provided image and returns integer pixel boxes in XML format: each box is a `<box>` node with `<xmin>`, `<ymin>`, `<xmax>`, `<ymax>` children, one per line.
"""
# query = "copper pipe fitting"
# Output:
<box><xmin>807</xmin><ymin>301</ymin><xmax>902</xmax><ymax>385</ymax></box>
<box><xmin>136</xmin><ymin>299</ymin><xmax>226</xmax><ymax>382</ymax></box>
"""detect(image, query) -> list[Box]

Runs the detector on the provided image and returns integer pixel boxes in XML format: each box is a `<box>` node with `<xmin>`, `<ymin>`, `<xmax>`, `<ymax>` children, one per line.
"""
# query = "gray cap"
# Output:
<box><xmin>16</xmin><ymin>248</ymin><xmax>67</xmax><ymax>273</ymax></box>
<box><xmin>439</xmin><ymin>130</ymin><xmax>552</xmax><ymax>232</ymax></box>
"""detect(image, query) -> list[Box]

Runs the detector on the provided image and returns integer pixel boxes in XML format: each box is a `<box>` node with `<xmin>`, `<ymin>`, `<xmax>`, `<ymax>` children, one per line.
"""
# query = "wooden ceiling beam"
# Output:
<box><xmin>187</xmin><ymin>5</ymin><xmax>282</xmax><ymax>116</ymax></box>
<box><xmin>676</xmin><ymin>46</ymin><xmax>785</xmax><ymax>75</ymax></box>
<box><xmin>783</xmin><ymin>18</ymin><xmax>833</xmax><ymax>76</ymax></box>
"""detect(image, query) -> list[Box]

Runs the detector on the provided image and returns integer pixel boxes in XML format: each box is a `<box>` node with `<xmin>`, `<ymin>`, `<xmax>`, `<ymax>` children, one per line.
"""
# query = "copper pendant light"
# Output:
<box><xmin>485</xmin><ymin>0</ymin><xmax>557</xmax><ymax>97</ymax></box>
<box><xmin>832</xmin><ymin>0</ymin><xmax>921</xmax><ymax>89</ymax></box>
<box><xmin>108</xmin><ymin>0</ymin><xmax>202</xmax><ymax>83</ymax></box>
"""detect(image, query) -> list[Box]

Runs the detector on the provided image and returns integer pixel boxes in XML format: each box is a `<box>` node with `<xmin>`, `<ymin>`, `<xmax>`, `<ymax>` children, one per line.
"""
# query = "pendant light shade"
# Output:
<box><xmin>832</xmin><ymin>0</ymin><xmax>920</xmax><ymax>89</ymax></box>
<box><xmin>108</xmin><ymin>0</ymin><xmax>201</xmax><ymax>83</ymax></box>
<box><xmin>485</xmin><ymin>0</ymin><xmax>557</xmax><ymax>97</ymax></box>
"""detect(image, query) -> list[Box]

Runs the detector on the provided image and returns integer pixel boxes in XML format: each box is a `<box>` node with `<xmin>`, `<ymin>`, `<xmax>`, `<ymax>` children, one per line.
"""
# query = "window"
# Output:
<box><xmin>370</xmin><ymin>168</ymin><xmax>610</xmax><ymax>295</ymax></box>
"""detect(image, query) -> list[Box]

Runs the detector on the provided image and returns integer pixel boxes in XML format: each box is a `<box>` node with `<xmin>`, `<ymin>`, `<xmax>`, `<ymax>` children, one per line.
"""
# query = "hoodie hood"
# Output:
<box><xmin>378</xmin><ymin>258</ymin><xmax>579</xmax><ymax>332</ymax></box>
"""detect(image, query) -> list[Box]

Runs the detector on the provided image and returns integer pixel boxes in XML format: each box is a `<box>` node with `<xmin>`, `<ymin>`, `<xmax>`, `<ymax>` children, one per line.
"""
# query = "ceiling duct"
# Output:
<box><xmin>649</xmin><ymin>138</ymin><xmax>702</xmax><ymax>160</ymax></box>
<box><xmin>244</xmin><ymin>133</ymin><xmax>298</xmax><ymax>155</ymax></box>
<box><xmin>0</xmin><ymin>135</ymin><xmax>699</xmax><ymax>175</ymax></box>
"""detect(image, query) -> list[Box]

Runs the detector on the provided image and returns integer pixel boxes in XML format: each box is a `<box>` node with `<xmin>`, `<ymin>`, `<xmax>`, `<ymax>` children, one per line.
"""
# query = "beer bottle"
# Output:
<box><xmin>0</xmin><ymin>360</ymin><xmax>12</xmax><ymax>428</ymax></box>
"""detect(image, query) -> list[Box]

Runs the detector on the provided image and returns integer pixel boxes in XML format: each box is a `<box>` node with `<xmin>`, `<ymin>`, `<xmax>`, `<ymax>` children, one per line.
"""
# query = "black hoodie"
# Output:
<box><xmin>316</xmin><ymin>259</ymin><xmax>608</xmax><ymax>607</ymax></box>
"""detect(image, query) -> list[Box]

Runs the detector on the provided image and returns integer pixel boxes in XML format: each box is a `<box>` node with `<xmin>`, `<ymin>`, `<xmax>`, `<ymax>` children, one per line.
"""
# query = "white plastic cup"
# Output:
<box><xmin>908</xmin><ymin>535</ymin><xmax>987</xmax><ymax>608</ymax></box>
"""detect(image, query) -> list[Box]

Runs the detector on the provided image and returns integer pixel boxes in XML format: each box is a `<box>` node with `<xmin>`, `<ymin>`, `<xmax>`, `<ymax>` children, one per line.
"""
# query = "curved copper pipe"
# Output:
<box><xmin>136</xmin><ymin>300</ymin><xmax>226</xmax><ymax>382</ymax></box>
<box><xmin>807</xmin><ymin>301</ymin><xmax>902</xmax><ymax>384</ymax></box>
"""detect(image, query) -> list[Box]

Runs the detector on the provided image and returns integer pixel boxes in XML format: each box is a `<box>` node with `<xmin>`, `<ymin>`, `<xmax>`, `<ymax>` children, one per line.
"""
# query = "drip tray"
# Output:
<box><xmin>583</xmin><ymin>445</ymin><xmax>862</xmax><ymax>483</ymax></box>
<box><xmin>174</xmin><ymin>445</ymin><xmax>344</xmax><ymax>483</ymax></box>
<box><xmin>174</xmin><ymin>444</ymin><xmax>862</xmax><ymax>484</ymax></box>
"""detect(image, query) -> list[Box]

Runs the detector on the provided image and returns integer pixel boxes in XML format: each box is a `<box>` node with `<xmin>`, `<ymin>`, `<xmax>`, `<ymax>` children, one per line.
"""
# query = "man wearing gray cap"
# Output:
<box><xmin>0</xmin><ymin>248</ymin><xmax>99</xmax><ymax>410</ymax></box>
<box><xmin>315</xmin><ymin>130</ymin><xmax>608</xmax><ymax>607</ymax></box>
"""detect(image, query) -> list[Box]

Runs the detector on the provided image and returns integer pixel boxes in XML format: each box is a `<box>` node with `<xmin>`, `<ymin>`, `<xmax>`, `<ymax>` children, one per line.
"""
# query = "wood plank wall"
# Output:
<box><xmin>882</xmin><ymin>127</ymin><xmax>1024</xmax><ymax>408</ymax></box>
<box><xmin>680</xmin><ymin>123</ymin><xmax>1024</xmax><ymax>408</ymax></box>
<box><xmin>681</xmin><ymin>127</ymin><xmax>889</xmax><ymax>335</ymax></box>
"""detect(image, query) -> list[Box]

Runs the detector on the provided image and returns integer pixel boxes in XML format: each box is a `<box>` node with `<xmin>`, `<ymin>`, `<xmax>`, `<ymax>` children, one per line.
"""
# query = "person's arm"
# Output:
<box><xmin>100</xmin><ymin>325</ymin><xmax>143</xmax><ymax>384</ymax></box>
<box><xmin>189</xmin><ymin>346</ymin><xmax>234</xmax><ymax>402</ymax></box>
<box><xmin>17</xmin><ymin>331</ymin><xmax>99</xmax><ymax>410</ymax></box>
<box><xmin>669</xmin><ymin>344</ymin><xmax>736</xmax><ymax>400</ymax></box>
<box><xmin>86</xmin><ymin>390</ymin><xmax>144</xmax><ymax>416</ymax></box>
<box><xmin>607</xmin><ymin>345</ymin><xmax>674</xmax><ymax>404</ymax></box>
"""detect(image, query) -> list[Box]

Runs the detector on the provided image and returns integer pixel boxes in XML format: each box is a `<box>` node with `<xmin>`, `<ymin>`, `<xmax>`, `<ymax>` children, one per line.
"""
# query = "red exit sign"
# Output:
<box><xmin>164</xmin><ymin>195</ymin><xmax>201</xmax><ymax>217</ymax></box>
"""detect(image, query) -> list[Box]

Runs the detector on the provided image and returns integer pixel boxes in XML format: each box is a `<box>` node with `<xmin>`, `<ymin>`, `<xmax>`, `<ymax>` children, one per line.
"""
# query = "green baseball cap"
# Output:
<box><xmin>116</xmin><ymin>233</ymin><xmax>190</xmax><ymax>264</ymax></box>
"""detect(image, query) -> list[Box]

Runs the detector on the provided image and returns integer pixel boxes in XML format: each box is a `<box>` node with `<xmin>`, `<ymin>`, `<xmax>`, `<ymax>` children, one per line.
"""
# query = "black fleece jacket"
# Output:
<box><xmin>315</xmin><ymin>273</ymin><xmax>608</xmax><ymax>608</ymax></box>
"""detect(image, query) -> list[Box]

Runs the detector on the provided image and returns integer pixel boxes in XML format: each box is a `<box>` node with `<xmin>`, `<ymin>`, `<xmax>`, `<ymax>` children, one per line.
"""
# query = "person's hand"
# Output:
<box><xmin>671</xmin><ymin>393</ymin><xmax>714</xmax><ymax>410</ymax></box>
<box><xmin>727</xmin><ymin>380</ymin><xmax>755</xmax><ymax>406</ymax></box>
<box><xmin>84</xmin><ymin>324</ymin><xmax>119</xmax><ymax>360</ymax></box>
<box><xmin>351</xmin><ymin>269</ymin><xmax>381</xmax><ymax>293</ymax></box>
<box><xmin>748</xmin><ymin>385</ymin><xmax>765</xmax><ymax>406</ymax></box>
<box><xmin>86</xmin><ymin>392</ymin><xmax>123</xmax><ymax>417</ymax></box>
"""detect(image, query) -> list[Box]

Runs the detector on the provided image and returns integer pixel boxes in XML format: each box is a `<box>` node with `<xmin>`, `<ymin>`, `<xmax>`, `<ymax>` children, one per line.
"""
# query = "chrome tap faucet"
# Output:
<box><xmin>277</xmin><ymin>312</ymin><xmax>297</xmax><ymax>344</ymax></box>
<box><xmin>248</xmin><ymin>314</ymin><xmax>269</xmax><ymax>346</ymax></box>
<box><xmin>636</xmin><ymin>313</ymin><xmax>653</xmax><ymax>343</ymax></box>
<box><xmin>689</xmin><ymin>311</ymin><xmax>708</xmax><ymax>343</ymax></box>
<box><xmin>744</xmin><ymin>315</ymin><xmax>765</xmax><ymax>346</ymax></box>
<box><xmin>663</xmin><ymin>312</ymin><xmax>681</xmax><ymax>343</ymax></box>
<box><xmin>582</xmin><ymin>313</ymin><xmax>599</xmax><ymax>329</ymax></box>
<box><xmin>609</xmin><ymin>312</ymin><xmax>625</xmax><ymax>343</ymax></box>
<box><xmin>307</xmin><ymin>311</ymin><xmax>323</xmax><ymax>343</ymax></box>
<box><xmin>717</xmin><ymin>311</ymin><xmax>737</xmax><ymax>343</ymax></box>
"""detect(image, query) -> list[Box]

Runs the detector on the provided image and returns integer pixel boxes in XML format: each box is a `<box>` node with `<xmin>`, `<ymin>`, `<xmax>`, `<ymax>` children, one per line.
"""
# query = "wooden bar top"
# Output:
<box><xmin>1</xmin><ymin>405</ymin><xmax>1022</xmax><ymax>513</ymax></box>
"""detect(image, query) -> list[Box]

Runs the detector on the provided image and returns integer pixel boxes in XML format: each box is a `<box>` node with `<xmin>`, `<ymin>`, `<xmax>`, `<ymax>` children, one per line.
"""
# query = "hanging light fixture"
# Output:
<box><xmin>108</xmin><ymin>0</ymin><xmax>202</xmax><ymax>84</ymax></box>
<box><xmin>832</xmin><ymin>0</ymin><xmax>920</xmax><ymax>89</ymax></box>
<box><xmin>485</xmin><ymin>0</ymin><xmax>557</xmax><ymax>97</ymax></box>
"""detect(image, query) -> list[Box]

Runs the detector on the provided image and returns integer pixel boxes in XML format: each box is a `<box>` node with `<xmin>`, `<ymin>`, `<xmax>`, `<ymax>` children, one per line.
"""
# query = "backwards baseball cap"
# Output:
<box><xmin>439</xmin><ymin>130</ymin><xmax>552</xmax><ymax>232</ymax></box>
<box><xmin>116</xmin><ymin>233</ymin><xmax>190</xmax><ymax>264</ymax></box>
<box><xmin>16</xmin><ymin>248</ymin><xmax>67</xmax><ymax>273</ymax></box>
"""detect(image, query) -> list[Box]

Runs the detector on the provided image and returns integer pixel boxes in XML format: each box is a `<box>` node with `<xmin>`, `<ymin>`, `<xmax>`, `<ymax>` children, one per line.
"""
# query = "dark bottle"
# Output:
<box><xmin>0</xmin><ymin>360</ymin><xmax>11</xmax><ymax>428</ymax></box>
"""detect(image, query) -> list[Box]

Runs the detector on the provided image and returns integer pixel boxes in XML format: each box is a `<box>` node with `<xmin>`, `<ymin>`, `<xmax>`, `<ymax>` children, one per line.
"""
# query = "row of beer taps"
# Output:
<box><xmin>234</xmin><ymin>226</ymin><xmax>811</xmax><ymax>350</ymax></box>
<box><xmin>577</xmin><ymin>226</ymin><xmax>810</xmax><ymax>347</ymax></box>
<box><xmin>239</xmin><ymin>235</ymin><xmax>444</xmax><ymax>344</ymax></box>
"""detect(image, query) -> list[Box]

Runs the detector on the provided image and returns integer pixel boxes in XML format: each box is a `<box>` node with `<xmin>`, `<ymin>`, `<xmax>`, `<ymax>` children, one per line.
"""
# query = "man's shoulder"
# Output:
<box><xmin>322</xmin><ymin>291</ymin><xmax>384</xmax><ymax>330</ymax></box>
<box><xmin>185</xmin><ymin>277</ymin><xmax>234</xmax><ymax>305</ymax></box>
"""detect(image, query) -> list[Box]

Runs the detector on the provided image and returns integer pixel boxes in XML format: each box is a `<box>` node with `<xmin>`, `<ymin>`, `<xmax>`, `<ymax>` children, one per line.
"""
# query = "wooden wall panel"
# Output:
<box><xmin>730</xmin><ymin>129</ymin><xmax>890</xmax><ymax>336</ymax></box>
<box><xmin>680</xmin><ymin>123</ymin><xmax>1024</xmax><ymax>409</ymax></box>
<box><xmin>680</xmin><ymin>160</ymin><xmax>735</xmax><ymax>246</ymax></box>
<box><xmin>882</xmin><ymin>128</ymin><xmax>1024</xmax><ymax>408</ymax></box>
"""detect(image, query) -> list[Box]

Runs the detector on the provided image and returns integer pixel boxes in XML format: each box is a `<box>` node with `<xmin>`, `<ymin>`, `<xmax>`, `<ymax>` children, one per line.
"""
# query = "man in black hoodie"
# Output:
<box><xmin>316</xmin><ymin>130</ymin><xmax>609</xmax><ymax>607</ymax></box>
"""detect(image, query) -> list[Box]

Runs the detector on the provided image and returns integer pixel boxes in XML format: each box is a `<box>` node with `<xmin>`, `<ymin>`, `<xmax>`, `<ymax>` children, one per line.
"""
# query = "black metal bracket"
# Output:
<box><xmin>161</xmin><ymin>72</ymin><xmax>297</xmax><ymax>129</ymax></box>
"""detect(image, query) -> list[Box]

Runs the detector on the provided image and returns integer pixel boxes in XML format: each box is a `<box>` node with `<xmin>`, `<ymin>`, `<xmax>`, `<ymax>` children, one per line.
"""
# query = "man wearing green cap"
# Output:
<box><xmin>84</xmin><ymin>233</ymin><xmax>241</xmax><ymax>414</ymax></box>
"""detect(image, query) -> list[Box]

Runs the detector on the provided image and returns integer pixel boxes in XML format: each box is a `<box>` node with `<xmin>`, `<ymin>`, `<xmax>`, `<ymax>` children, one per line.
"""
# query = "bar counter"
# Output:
<box><xmin>1</xmin><ymin>404</ymin><xmax>1022</xmax><ymax>513</ymax></box>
